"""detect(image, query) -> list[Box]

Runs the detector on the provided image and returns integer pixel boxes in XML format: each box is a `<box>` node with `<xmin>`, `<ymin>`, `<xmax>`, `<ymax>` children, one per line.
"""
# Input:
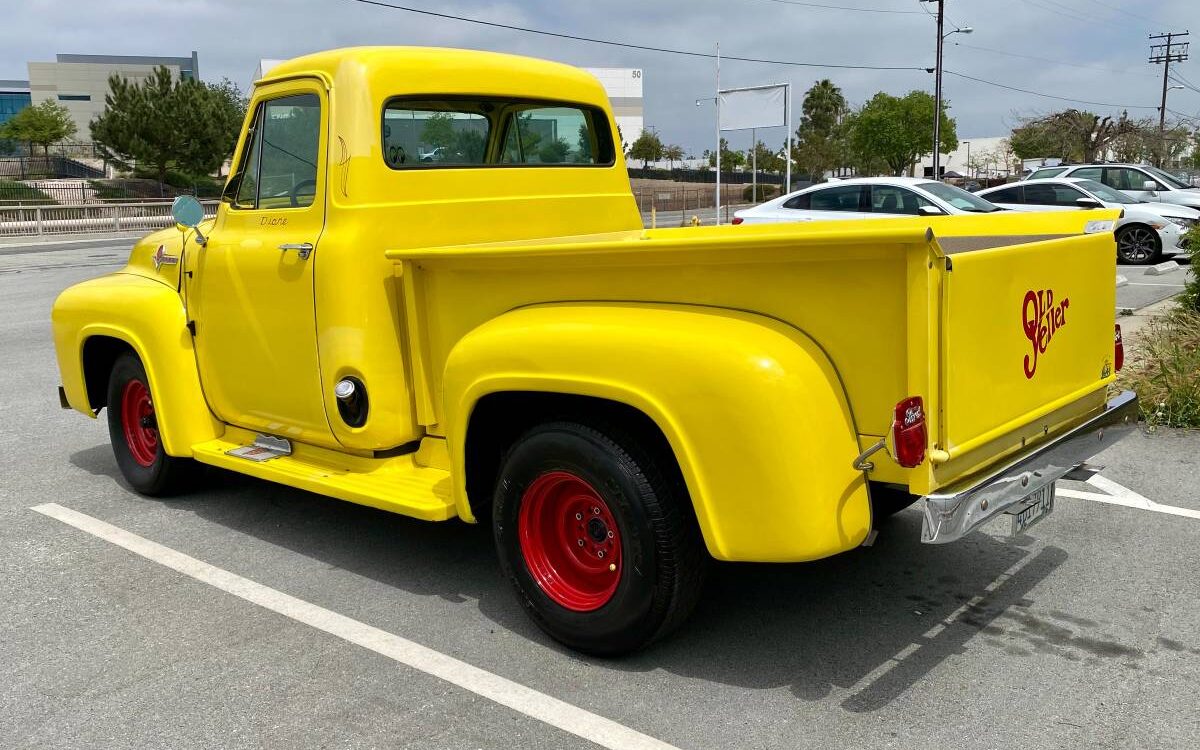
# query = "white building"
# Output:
<box><xmin>580</xmin><ymin>67</ymin><xmax>644</xmax><ymax>146</ymax></box>
<box><xmin>915</xmin><ymin>135</ymin><xmax>1014</xmax><ymax>178</ymax></box>
<box><xmin>28</xmin><ymin>52</ymin><xmax>199</xmax><ymax>135</ymax></box>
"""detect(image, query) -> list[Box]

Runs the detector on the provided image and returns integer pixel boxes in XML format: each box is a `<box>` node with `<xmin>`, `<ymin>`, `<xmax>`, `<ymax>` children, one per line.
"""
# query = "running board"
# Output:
<box><xmin>191</xmin><ymin>427</ymin><xmax>456</xmax><ymax>521</ymax></box>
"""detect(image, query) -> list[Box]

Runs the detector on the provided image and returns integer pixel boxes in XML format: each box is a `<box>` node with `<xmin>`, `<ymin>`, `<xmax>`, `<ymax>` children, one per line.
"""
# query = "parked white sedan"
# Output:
<box><xmin>732</xmin><ymin>176</ymin><xmax>1003</xmax><ymax>225</ymax></box>
<box><xmin>977</xmin><ymin>178</ymin><xmax>1198</xmax><ymax>264</ymax></box>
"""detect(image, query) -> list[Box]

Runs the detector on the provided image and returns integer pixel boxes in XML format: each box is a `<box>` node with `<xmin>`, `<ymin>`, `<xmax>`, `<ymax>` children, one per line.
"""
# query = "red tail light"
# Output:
<box><xmin>891</xmin><ymin>396</ymin><xmax>927</xmax><ymax>468</ymax></box>
<box><xmin>1114</xmin><ymin>324</ymin><xmax>1124</xmax><ymax>372</ymax></box>
<box><xmin>731</xmin><ymin>217</ymin><xmax>744</xmax><ymax>225</ymax></box>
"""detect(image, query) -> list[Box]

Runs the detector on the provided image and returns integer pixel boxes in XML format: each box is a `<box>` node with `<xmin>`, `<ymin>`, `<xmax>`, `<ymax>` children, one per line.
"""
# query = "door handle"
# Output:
<box><xmin>278</xmin><ymin>242</ymin><xmax>314</xmax><ymax>260</ymax></box>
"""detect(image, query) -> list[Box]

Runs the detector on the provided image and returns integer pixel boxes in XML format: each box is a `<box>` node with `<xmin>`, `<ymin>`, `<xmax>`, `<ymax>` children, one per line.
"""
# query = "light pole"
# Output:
<box><xmin>963</xmin><ymin>140</ymin><xmax>971</xmax><ymax>178</ymax></box>
<box><xmin>922</xmin><ymin>1</ymin><xmax>971</xmax><ymax>180</ymax></box>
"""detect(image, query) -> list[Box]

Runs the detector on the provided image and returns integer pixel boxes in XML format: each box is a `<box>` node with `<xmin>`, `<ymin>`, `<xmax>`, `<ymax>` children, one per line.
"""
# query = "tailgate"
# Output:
<box><xmin>929</xmin><ymin>216</ymin><xmax>1118</xmax><ymax>484</ymax></box>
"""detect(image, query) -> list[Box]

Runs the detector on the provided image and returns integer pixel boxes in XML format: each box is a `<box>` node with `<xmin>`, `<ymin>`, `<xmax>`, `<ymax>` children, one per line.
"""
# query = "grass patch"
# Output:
<box><xmin>0</xmin><ymin>179</ymin><xmax>56</xmax><ymax>204</ymax></box>
<box><xmin>1120</xmin><ymin>309</ymin><xmax>1200</xmax><ymax>428</ymax></box>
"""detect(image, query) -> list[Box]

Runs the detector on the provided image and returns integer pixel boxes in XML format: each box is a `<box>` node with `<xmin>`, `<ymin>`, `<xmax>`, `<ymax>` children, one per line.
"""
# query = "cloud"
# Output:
<box><xmin>1</xmin><ymin>0</ymin><xmax>1196</xmax><ymax>153</ymax></box>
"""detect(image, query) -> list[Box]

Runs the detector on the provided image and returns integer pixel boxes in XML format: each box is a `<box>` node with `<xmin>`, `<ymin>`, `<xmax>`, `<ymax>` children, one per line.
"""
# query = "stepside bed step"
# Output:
<box><xmin>191</xmin><ymin>427</ymin><xmax>456</xmax><ymax>521</ymax></box>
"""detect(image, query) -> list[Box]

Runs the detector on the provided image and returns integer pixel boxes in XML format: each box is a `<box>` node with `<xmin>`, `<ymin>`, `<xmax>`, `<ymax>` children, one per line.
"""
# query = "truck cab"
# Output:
<box><xmin>52</xmin><ymin>47</ymin><xmax>1137</xmax><ymax>655</ymax></box>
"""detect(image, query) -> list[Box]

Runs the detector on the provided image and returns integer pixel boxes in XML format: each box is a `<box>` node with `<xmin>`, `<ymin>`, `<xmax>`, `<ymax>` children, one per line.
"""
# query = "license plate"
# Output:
<box><xmin>1010</xmin><ymin>484</ymin><xmax>1055</xmax><ymax>535</ymax></box>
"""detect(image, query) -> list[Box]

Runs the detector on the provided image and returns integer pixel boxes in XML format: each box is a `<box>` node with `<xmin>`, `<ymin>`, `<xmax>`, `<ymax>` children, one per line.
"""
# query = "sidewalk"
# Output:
<box><xmin>0</xmin><ymin>231</ymin><xmax>145</xmax><ymax>253</ymax></box>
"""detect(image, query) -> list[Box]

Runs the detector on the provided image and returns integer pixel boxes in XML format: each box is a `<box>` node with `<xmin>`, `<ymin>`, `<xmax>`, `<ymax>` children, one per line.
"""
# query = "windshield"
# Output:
<box><xmin>918</xmin><ymin>181</ymin><xmax>1002</xmax><ymax>212</ymax></box>
<box><xmin>1143</xmin><ymin>166</ymin><xmax>1190</xmax><ymax>190</ymax></box>
<box><xmin>1076</xmin><ymin>180</ymin><xmax>1139</xmax><ymax>204</ymax></box>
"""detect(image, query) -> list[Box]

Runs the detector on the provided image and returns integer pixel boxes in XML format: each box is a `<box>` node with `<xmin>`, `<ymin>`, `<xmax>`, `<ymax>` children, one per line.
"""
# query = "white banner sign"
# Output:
<box><xmin>719</xmin><ymin>84</ymin><xmax>787</xmax><ymax>131</ymax></box>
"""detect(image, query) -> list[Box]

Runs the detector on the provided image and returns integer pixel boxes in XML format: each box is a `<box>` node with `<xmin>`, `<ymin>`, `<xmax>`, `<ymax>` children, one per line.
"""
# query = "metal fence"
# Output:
<box><xmin>0</xmin><ymin>201</ymin><xmax>219</xmax><ymax>237</ymax></box>
<box><xmin>0</xmin><ymin>179</ymin><xmax>223</xmax><ymax>205</ymax></box>
<box><xmin>627</xmin><ymin>167</ymin><xmax>797</xmax><ymax>185</ymax></box>
<box><xmin>0</xmin><ymin>156</ymin><xmax>105</xmax><ymax>180</ymax></box>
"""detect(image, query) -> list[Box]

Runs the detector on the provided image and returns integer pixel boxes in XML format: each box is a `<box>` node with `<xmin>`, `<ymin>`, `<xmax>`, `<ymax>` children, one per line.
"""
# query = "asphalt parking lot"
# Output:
<box><xmin>3</xmin><ymin>239</ymin><xmax>1199</xmax><ymax>749</ymax></box>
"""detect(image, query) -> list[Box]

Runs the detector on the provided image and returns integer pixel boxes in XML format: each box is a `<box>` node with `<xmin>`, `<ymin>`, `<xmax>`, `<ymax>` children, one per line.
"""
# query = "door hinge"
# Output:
<box><xmin>186</xmin><ymin>320</ymin><xmax>196</xmax><ymax>336</ymax></box>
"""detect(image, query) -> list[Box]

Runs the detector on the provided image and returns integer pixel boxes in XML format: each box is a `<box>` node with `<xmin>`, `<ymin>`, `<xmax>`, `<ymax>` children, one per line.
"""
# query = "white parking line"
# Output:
<box><xmin>31</xmin><ymin>503</ymin><xmax>681</xmax><ymax>750</ymax></box>
<box><xmin>1125</xmin><ymin>282</ymin><xmax>1185</xmax><ymax>287</ymax></box>
<box><xmin>1055</xmin><ymin>475</ymin><xmax>1200</xmax><ymax>520</ymax></box>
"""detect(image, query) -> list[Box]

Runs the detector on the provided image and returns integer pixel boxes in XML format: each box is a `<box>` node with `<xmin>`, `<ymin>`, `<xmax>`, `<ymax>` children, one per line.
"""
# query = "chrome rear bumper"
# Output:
<box><xmin>921</xmin><ymin>391</ymin><xmax>1139</xmax><ymax>544</ymax></box>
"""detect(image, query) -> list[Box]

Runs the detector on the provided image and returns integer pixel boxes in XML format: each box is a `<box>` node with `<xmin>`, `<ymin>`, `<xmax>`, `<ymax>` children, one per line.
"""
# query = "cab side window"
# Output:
<box><xmin>230</xmin><ymin>93</ymin><xmax>321</xmax><ymax>210</ymax></box>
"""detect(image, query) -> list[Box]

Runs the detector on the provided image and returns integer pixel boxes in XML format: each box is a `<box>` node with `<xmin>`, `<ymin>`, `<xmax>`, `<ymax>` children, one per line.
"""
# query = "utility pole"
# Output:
<box><xmin>929</xmin><ymin>0</ymin><xmax>944</xmax><ymax>179</ymax></box>
<box><xmin>1149</xmin><ymin>31</ymin><xmax>1189</xmax><ymax>167</ymax></box>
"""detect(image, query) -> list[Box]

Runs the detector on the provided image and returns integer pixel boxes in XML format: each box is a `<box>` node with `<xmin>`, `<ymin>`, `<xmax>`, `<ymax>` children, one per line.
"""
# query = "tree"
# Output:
<box><xmin>628</xmin><ymin>129</ymin><xmax>664</xmax><ymax>168</ymax></box>
<box><xmin>0</xmin><ymin>99</ymin><xmax>77</xmax><ymax>155</ymax></box>
<box><xmin>848</xmin><ymin>90</ymin><xmax>957</xmax><ymax>177</ymax></box>
<box><xmin>91</xmin><ymin>66</ymin><xmax>248</xmax><ymax>188</ymax></box>
<box><xmin>662</xmin><ymin>143</ymin><xmax>685</xmax><ymax>169</ymax></box>
<box><xmin>748</xmin><ymin>139</ymin><xmax>784</xmax><ymax>173</ymax></box>
<box><xmin>1009</xmin><ymin>109</ymin><xmax>1136</xmax><ymax>163</ymax></box>
<box><xmin>704</xmin><ymin>138</ymin><xmax>745</xmax><ymax>169</ymax></box>
<box><xmin>421</xmin><ymin>112</ymin><xmax>456</xmax><ymax>151</ymax></box>
<box><xmin>792</xmin><ymin>79</ymin><xmax>848</xmax><ymax>181</ymax></box>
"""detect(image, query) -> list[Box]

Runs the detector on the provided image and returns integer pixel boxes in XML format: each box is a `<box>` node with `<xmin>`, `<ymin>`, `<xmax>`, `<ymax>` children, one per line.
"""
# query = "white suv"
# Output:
<box><xmin>1027</xmin><ymin>164</ymin><xmax>1200</xmax><ymax>211</ymax></box>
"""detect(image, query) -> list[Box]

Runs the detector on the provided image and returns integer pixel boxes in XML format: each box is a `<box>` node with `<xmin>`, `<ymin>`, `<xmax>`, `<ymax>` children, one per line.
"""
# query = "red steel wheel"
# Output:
<box><xmin>518</xmin><ymin>471</ymin><xmax>622</xmax><ymax>612</ymax></box>
<box><xmin>120</xmin><ymin>378</ymin><xmax>158</xmax><ymax>468</ymax></box>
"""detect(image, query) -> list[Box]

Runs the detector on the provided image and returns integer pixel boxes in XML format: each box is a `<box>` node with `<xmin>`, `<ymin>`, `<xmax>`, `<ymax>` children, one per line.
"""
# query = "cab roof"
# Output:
<box><xmin>257</xmin><ymin>46</ymin><xmax>608</xmax><ymax>103</ymax></box>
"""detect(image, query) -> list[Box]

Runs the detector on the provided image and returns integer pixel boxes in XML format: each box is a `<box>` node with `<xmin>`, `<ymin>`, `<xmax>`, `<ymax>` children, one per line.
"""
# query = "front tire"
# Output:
<box><xmin>1116</xmin><ymin>225</ymin><xmax>1162</xmax><ymax>265</ymax></box>
<box><xmin>493</xmin><ymin>421</ymin><xmax>705</xmax><ymax>656</ymax></box>
<box><xmin>106</xmin><ymin>353</ymin><xmax>194</xmax><ymax>496</ymax></box>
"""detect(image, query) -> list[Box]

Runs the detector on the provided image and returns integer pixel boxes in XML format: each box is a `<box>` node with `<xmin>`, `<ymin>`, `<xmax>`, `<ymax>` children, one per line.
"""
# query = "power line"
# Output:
<box><xmin>1076</xmin><ymin>0</ymin><xmax>1168</xmax><ymax>28</ymax></box>
<box><xmin>745</xmin><ymin>0</ymin><xmax>923</xmax><ymax>15</ymax></box>
<box><xmin>1015</xmin><ymin>0</ymin><xmax>1129</xmax><ymax>34</ymax></box>
<box><xmin>346</xmin><ymin>0</ymin><xmax>1163</xmax><ymax>114</ymax></box>
<box><xmin>943</xmin><ymin>69</ymin><xmax>1157</xmax><ymax>109</ymax></box>
<box><xmin>952</xmin><ymin>41</ymin><xmax>1157</xmax><ymax>79</ymax></box>
<box><xmin>343</xmin><ymin>0</ymin><xmax>928</xmax><ymax>70</ymax></box>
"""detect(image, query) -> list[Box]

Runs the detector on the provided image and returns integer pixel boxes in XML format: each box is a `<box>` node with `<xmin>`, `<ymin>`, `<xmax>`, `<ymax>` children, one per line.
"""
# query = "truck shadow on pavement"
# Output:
<box><xmin>70</xmin><ymin>445</ymin><xmax>1141</xmax><ymax>712</ymax></box>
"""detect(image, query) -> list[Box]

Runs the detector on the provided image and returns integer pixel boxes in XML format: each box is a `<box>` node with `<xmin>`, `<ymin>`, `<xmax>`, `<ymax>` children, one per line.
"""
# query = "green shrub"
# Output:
<box><xmin>1120</xmin><ymin>309</ymin><xmax>1200</xmax><ymax>428</ymax></box>
<box><xmin>742</xmin><ymin>183</ymin><xmax>779</xmax><ymax>202</ymax></box>
<box><xmin>1180</xmin><ymin>225</ymin><xmax>1200</xmax><ymax>312</ymax></box>
<box><xmin>0</xmin><ymin>179</ymin><xmax>55</xmax><ymax>204</ymax></box>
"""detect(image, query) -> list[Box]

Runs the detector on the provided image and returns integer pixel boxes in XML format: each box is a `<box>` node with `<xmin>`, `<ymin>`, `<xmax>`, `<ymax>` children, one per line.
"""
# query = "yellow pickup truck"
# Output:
<box><xmin>52</xmin><ymin>47</ymin><xmax>1137</xmax><ymax>655</ymax></box>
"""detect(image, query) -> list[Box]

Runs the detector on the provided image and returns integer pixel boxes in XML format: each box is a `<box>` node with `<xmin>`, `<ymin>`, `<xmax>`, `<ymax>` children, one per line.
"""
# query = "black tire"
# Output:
<box><xmin>870</xmin><ymin>484</ymin><xmax>920</xmax><ymax>518</ymax></box>
<box><xmin>493</xmin><ymin>420</ymin><xmax>706</xmax><ymax>656</ymax></box>
<box><xmin>105</xmin><ymin>352</ymin><xmax>195</xmax><ymax>496</ymax></box>
<box><xmin>1116</xmin><ymin>224</ymin><xmax>1162</xmax><ymax>265</ymax></box>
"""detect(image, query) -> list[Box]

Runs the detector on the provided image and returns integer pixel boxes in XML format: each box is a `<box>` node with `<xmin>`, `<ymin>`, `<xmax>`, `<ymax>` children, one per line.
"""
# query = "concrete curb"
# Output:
<box><xmin>1144</xmin><ymin>261</ymin><xmax>1181</xmax><ymax>276</ymax></box>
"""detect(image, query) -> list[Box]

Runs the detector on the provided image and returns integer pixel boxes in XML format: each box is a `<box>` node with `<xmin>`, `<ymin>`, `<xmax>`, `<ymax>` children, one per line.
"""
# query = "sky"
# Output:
<box><xmin>2</xmin><ymin>0</ymin><xmax>1198</xmax><ymax>156</ymax></box>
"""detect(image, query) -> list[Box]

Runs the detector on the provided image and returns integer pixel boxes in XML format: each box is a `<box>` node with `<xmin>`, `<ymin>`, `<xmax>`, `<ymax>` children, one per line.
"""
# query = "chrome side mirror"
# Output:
<box><xmin>171</xmin><ymin>195</ymin><xmax>208</xmax><ymax>246</ymax></box>
<box><xmin>1142</xmin><ymin>180</ymin><xmax>1158</xmax><ymax>193</ymax></box>
<box><xmin>918</xmin><ymin>205</ymin><xmax>945</xmax><ymax>216</ymax></box>
<box><xmin>1075</xmin><ymin>197</ymin><xmax>1103</xmax><ymax>209</ymax></box>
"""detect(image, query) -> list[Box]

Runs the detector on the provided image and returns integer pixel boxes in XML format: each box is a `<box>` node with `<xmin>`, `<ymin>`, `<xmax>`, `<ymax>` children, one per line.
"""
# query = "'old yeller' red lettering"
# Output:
<box><xmin>1023</xmin><ymin>288</ymin><xmax>1069</xmax><ymax>379</ymax></box>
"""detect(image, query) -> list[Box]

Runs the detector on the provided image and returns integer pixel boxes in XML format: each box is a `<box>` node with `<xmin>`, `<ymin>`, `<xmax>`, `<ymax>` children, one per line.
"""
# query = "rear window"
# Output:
<box><xmin>1029</xmin><ymin>167</ymin><xmax>1068</xmax><ymax>180</ymax></box>
<box><xmin>382</xmin><ymin>98</ymin><xmax>614</xmax><ymax>169</ymax></box>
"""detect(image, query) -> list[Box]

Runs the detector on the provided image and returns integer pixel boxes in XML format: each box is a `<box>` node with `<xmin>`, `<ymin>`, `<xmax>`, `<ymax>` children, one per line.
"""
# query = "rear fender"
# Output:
<box><xmin>443</xmin><ymin>303</ymin><xmax>870</xmax><ymax>562</ymax></box>
<box><xmin>52</xmin><ymin>273</ymin><xmax>221</xmax><ymax>456</ymax></box>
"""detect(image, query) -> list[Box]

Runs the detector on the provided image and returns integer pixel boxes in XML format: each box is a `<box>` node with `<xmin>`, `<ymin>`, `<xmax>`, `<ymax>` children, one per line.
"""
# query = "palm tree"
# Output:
<box><xmin>663</xmin><ymin>144</ymin><xmax>685</xmax><ymax>170</ymax></box>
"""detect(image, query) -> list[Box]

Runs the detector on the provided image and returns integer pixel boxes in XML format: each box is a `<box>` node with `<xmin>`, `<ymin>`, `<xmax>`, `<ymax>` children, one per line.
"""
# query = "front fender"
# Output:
<box><xmin>443</xmin><ymin>303</ymin><xmax>870</xmax><ymax>562</ymax></box>
<box><xmin>52</xmin><ymin>273</ymin><xmax>221</xmax><ymax>456</ymax></box>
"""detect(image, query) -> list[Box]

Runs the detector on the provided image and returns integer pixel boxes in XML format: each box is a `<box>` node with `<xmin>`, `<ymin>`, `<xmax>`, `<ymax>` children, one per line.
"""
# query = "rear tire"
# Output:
<box><xmin>105</xmin><ymin>353</ymin><xmax>195</xmax><ymax>496</ymax></box>
<box><xmin>493</xmin><ymin>420</ymin><xmax>705</xmax><ymax>656</ymax></box>
<box><xmin>1116</xmin><ymin>225</ymin><xmax>1162</xmax><ymax>265</ymax></box>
